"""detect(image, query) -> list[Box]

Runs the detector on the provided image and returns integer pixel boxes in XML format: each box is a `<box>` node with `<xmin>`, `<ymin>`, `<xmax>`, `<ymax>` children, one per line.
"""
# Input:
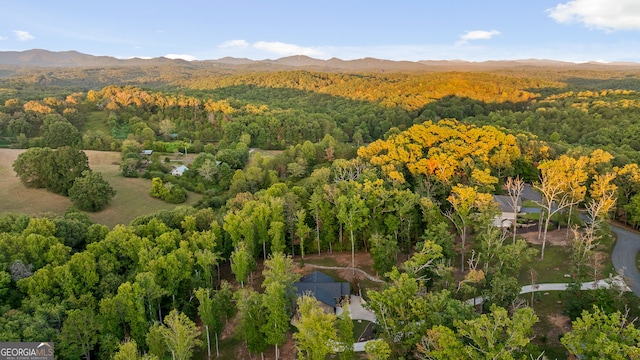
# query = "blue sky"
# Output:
<box><xmin>2</xmin><ymin>0</ymin><xmax>640</xmax><ymax>63</ymax></box>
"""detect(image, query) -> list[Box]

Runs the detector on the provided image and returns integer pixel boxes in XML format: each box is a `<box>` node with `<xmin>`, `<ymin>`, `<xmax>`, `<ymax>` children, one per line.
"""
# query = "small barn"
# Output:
<box><xmin>293</xmin><ymin>271</ymin><xmax>350</xmax><ymax>314</ymax></box>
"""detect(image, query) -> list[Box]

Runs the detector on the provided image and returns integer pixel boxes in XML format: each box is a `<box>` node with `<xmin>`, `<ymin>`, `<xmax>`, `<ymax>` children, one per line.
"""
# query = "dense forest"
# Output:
<box><xmin>2</xmin><ymin>62</ymin><xmax>640</xmax><ymax>359</ymax></box>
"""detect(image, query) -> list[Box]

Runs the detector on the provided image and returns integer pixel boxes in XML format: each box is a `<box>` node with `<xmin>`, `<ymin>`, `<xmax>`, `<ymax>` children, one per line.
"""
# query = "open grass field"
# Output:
<box><xmin>518</xmin><ymin>244</ymin><xmax>573</xmax><ymax>284</ymax></box>
<box><xmin>0</xmin><ymin>148</ymin><xmax>201</xmax><ymax>228</ymax></box>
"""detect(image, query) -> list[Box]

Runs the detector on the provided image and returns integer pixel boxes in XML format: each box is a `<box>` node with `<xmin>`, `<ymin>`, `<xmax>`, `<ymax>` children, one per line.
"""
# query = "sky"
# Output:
<box><xmin>2</xmin><ymin>0</ymin><xmax>640</xmax><ymax>63</ymax></box>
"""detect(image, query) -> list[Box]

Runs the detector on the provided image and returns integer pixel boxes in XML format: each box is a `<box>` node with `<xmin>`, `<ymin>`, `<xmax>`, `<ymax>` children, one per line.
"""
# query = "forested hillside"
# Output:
<box><xmin>2</xmin><ymin>62</ymin><xmax>640</xmax><ymax>359</ymax></box>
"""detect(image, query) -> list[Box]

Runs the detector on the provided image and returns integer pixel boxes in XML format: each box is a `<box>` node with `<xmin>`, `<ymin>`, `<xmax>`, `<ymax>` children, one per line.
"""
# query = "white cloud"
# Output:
<box><xmin>219</xmin><ymin>39</ymin><xmax>249</xmax><ymax>49</ymax></box>
<box><xmin>0</xmin><ymin>35</ymin><xmax>6</xmax><ymax>41</ymax></box>
<box><xmin>164</xmin><ymin>54</ymin><xmax>198</xmax><ymax>61</ymax></box>
<box><xmin>13</xmin><ymin>30</ymin><xmax>34</xmax><ymax>41</ymax></box>
<box><xmin>252</xmin><ymin>41</ymin><xmax>323</xmax><ymax>57</ymax></box>
<box><xmin>460</xmin><ymin>30</ymin><xmax>501</xmax><ymax>42</ymax></box>
<box><xmin>548</xmin><ymin>0</ymin><xmax>640</xmax><ymax>31</ymax></box>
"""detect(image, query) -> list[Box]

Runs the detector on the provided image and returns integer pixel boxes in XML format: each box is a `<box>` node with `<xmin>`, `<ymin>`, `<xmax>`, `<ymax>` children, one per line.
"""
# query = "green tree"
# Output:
<box><xmin>194</xmin><ymin>248</ymin><xmax>220</xmax><ymax>289</ymax></box>
<box><xmin>13</xmin><ymin>147</ymin><xmax>53</xmax><ymax>188</ymax></box>
<box><xmin>59</xmin><ymin>307</ymin><xmax>100</xmax><ymax>360</ymax></box>
<box><xmin>216</xmin><ymin>281</ymin><xmax>235</xmax><ymax>324</ymax></box>
<box><xmin>42</xmin><ymin>119</ymin><xmax>81</xmax><ymax>148</ymax></box>
<box><xmin>197</xmin><ymin>159</ymin><xmax>219</xmax><ymax>183</ymax></box>
<box><xmin>336</xmin><ymin>189</ymin><xmax>369</xmax><ymax>275</ymax></box>
<box><xmin>158</xmin><ymin>119</ymin><xmax>175</xmax><ymax>140</ymax></box>
<box><xmin>114</xmin><ymin>340</ymin><xmax>158</xmax><ymax>360</ymax></box>
<box><xmin>269</xmin><ymin>221</ymin><xmax>286</xmax><ymax>254</ymax></box>
<box><xmin>366</xmin><ymin>268</ymin><xmax>419</xmax><ymax>353</ymax></box>
<box><xmin>164</xmin><ymin>183</ymin><xmax>188</xmax><ymax>203</ymax></box>
<box><xmin>369</xmin><ymin>234</ymin><xmax>399</xmax><ymax>276</ymax></box>
<box><xmin>367</xmin><ymin>269</ymin><xmax>473</xmax><ymax>355</ymax></box>
<box><xmin>364</xmin><ymin>339</ymin><xmax>391</xmax><ymax>360</ymax></box>
<box><xmin>262</xmin><ymin>252</ymin><xmax>300</xmax><ymax>311</ymax></box>
<box><xmin>230</xmin><ymin>241</ymin><xmax>251</xmax><ymax>288</ymax></box>
<box><xmin>69</xmin><ymin>170</ymin><xmax>117</xmax><ymax>211</ymax></box>
<box><xmin>337</xmin><ymin>304</ymin><xmax>355</xmax><ymax>360</ymax></box>
<box><xmin>148</xmin><ymin>248</ymin><xmax>194</xmax><ymax>306</ymax></box>
<box><xmin>252</xmin><ymin>203</ymin><xmax>271</xmax><ymax>260</ymax></box>
<box><xmin>418</xmin><ymin>305</ymin><xmax>539</xmax><ymax>360</ymax></box>
<box><xmin>293</xmin><ymin>294</ymin><xmax>337</xmax><ymax>360</ymax></box>
<box><xmin>308</xmin><ymin>191</ymin><xmax>324</xmax><ymax>255</ymax></box>
<box><xmin>483</xmin><ymin>273</ymin><xmax>521</xmax><ymax>309</ymax></box>
<box><xmin>120</xmin><ymin>158</ymin><xmax>140</xmax><ymax>178</ymax></box>
<box><xmin>262</xmin><ymin>282</ymin><xmax>289</xmax><ymax>360</ymax></box>
<box><xmin>195</xmin><ymin>288</ymin><xmax>224</xmax><ymax>359</ymax></box>
<box><xmin>234</xmin><ymin>289</ymin><xmax>268</xmax><ymax>357</ymax></box>
<box><xmin>401</xmin><ymin>240</ymin><xmax>443</xmax><ymax>284</ymax></box>
<box><xmin>561</xmin><ymin>306</ymin><xmax>640</xmax><ymax>359</ymax></box>
<box><xmin>160</xmin><ymin>309</ymin><xmax>202</xmax><ymax>360</ymax></box>
<box><xmin>135</xmin><ymin>272</ymin><xmax>166</xmax><ymax>322</ymax></box>
<box><xmin>99</xmin><ymin>282</ymin><xmax>148</xmax><ymax>346</ymax></box>
<box><xmin>150</xmin><ymin>177</ymin><xmax>168</xmax><ymax>199</ymax></box>
<box><xmin>46</xmin><ymin>146</ymin><xmax>90</xmax><ymax>196</ymax></box>
<box><xmin>295</xmin><ymin>209</ymin><xmax>311</xmax><ymax>260</ymax></box>
<box><xmin>624</xmin><ymin>193</ymin><xmax>640</xmax><ymax>229</ymax></box>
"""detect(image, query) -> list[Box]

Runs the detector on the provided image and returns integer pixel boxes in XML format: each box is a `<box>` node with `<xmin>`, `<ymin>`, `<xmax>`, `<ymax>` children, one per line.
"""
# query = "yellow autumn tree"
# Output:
<box><xmin>444</xmin><ymin>184</ymin><xmax>496</xmax><ymax>271</ymax></box>
<box><xmin>358</xmin><ymin>119</ymin><xmax>520</xmax><ymax>191</ymax></box>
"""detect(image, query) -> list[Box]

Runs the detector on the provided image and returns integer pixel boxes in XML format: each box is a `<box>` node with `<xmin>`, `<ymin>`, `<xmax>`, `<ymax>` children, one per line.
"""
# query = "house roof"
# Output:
<box><xmin>171</xmin><ymin>165</ymin><xmax>189</xmax><ymax>175</ymax></box>
<box><xmin>293</xmin><ymin>271</ymin><xmax>350</xmax><ymax>308</ymax></box>
<box><xmin>493</xmin><ymin>195</ymin><xmax>522</xmax><ymax>212</ymax></box>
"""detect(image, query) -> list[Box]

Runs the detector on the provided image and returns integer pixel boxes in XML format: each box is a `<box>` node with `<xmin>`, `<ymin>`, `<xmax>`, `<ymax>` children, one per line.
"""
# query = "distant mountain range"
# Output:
<box><xmin>2</xmin><ymin>49</ymin><xmax>640</xmax><ymax>72</ymax></box>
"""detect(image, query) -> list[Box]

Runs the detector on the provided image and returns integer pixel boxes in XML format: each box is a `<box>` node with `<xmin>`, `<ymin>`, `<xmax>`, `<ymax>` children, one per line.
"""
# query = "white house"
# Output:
<box><xmin>492</xmin><ymin>195</ymin><xmax>522</xmax><ymax>228</ymax></box>
<box><xmin>171</xmin><ymin>165</ymin><xmax>189</xmax><ymax>177</ymax></box>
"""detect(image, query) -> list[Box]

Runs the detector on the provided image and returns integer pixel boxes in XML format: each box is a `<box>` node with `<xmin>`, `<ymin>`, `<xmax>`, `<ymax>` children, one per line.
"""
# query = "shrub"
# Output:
<box><xmin>149</xmin><ymin>177</ymin><xmax>187</xmax><ymax>204</ymax></box>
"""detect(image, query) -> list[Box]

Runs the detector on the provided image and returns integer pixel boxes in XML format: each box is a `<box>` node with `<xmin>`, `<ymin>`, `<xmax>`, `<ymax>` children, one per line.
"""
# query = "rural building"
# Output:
<box><xmin>171</xmin><ymin>165</ymin><xmax>189</xmax><ymax>177</ymax></box>
<box><xmin>493</xmin><ymin>195</ymin><xmax>522</xmax><ymax>228</ymax></box>
<box><xmin>293</xmin><ymin>271</ymin><xmax>350</xmax><ymax>314</ymax></box>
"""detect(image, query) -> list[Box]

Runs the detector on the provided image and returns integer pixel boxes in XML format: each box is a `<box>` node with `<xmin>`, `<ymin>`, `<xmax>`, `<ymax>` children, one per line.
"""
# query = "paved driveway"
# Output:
<box><xmin>611</xmin><ymin>224</ymin><xmax>640</xmax><ymax>296</ymax></box>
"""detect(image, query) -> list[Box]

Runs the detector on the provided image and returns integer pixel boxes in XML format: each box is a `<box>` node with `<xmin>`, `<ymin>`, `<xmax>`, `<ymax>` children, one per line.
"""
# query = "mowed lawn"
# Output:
<box><xmin>0</xmin><ymin>149</ymin><xmax>201</xmax><ymax>228</ymax></box>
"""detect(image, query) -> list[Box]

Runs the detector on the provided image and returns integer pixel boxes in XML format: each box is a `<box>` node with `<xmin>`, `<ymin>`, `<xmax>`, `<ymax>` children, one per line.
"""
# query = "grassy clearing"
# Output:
<box><xmin>521</xmin><ymin>212</ymin><xmax>540</xmax><ymax>221</ymax></box>
<box><xmin>0</xmin><ymin>149</ymin><xmax>201</xmax><ymax>228</ymax></box>
<box><xmin>519</xmin><ymin>244</ymin><xmax>573</xmax><ymax>284</ymax></box>
<box><xmin>353</xmin><ymin>319</ymin><xmax>372</xmax><ymax>342</ymax></box>
<box><xmin>247</xmin><ymin>148</ymin><xmax>283</xmax><ymax>167</ymax></box>
<box><xmin>359</xmin><ymin>278</ymin><xmax>385</xmax><ymax>298</ymax></box>
<box><xmin>304</xmin><ymin>257</ymin><xmax>340</xmax><ymax>267</ymax></box>
<box><xmin>82</xmin><ymin>111</ymin><xmax>111</xmax><ymax>133</ymax></box>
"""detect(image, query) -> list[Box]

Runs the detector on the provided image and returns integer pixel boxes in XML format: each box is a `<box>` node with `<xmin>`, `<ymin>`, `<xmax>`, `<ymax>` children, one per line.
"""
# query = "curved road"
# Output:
<box><xmin>611</xmin><ymin>224</ymin><xmax>640</xmax><ymax>296</ymax></box>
